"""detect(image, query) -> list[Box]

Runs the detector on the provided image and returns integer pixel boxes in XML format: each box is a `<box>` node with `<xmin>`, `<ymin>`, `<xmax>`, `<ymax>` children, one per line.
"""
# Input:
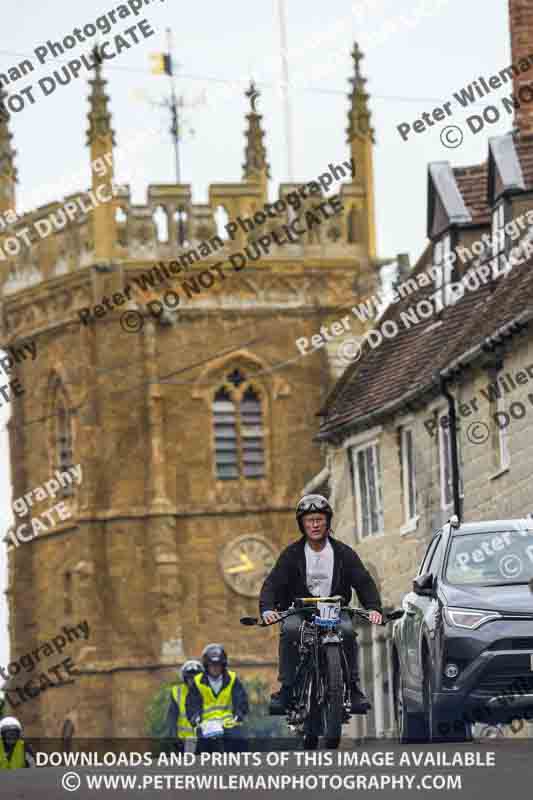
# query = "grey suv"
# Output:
<box><xmin>392</xmin><ymin>517</ymin><xmax>533</xmax><ymax>742</ymax></box>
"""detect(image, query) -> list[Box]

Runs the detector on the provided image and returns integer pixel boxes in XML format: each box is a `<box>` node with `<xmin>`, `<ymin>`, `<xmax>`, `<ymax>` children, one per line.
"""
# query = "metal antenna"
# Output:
<box><xmin>276</xmin><ymin>0</ymin><xmax>294</xmax><ymax>181</ymax></box>
<box><xmin>165</xmin><ymin>27</ymin><xmax>181</xmax><ymax>184</ymax></box>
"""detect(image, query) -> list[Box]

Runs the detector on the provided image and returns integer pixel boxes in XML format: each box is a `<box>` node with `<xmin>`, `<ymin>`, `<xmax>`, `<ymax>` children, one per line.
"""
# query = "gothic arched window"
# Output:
<box><xmin>347</xmin><ymin>206</ymin><xmax>359</xmax><ymax>243</ymax></box>
<box><xmin>240</xmin><ymin>386</ymin><xmax>265</xmax><ymax>478</ymax></box>
<box><xmin>212</xmin><ymin>370</ymin><xmax>265</xmax><ymax>481</ymax></box>
<box><xmin>214</xmin><ymin>206</ymin><xmax>230</xmax><ymax>240</ymax></box>
<box><xmin>115</xmin><ymin>206</ymin><xmax>128</xmax><ymax>247</ymax></box>
<box><xmin>64</xmin><ymin>570</ymin><xmax>73</xmax><ymax>616</ymax></box>
<box><xmin>175</xmin><ymin>206</ymin><xmax>190</xmax><ymax>247</ymax></box>
<box><xmin>153</xmin><ymin>205</ymin><xmax>169</xmax><ymax>243</ymax></box>
<box><xmin>50</xmin><ymin>376</ymin><xmax>74</xmax><ymax>496</ymax></box>
<box><xmin>213</xmin><ymin>387</ymin><xmax>238</xmax><ymax>480</ymax></box>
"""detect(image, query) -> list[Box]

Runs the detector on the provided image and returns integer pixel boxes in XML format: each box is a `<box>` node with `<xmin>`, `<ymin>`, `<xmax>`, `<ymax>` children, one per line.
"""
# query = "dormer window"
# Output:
<box><xmin>432</xmin><ymin>233</ymin><xmax>453</xmax><ymax>313</ymax></box>
<box><xmin>491</xmin><ymin>202</ymin><xmax>507</xmax><ymax>278</ymax></box>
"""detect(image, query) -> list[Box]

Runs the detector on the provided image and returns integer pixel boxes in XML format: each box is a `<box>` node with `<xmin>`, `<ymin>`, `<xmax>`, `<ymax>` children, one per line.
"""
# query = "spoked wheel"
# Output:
<box><xmin>394</xmin><ymin>667</ymin><xmax>429</xmax><ymax>743</ymax></box>
<box><xmin>423</xmin><ymin>665</ymin><xmax>472</xmax><ymax>743</ymax></box>
<box><xmin>321</xmin><ymin>646</ymin><xmax>344</xmax><ymax>749</ymax></box>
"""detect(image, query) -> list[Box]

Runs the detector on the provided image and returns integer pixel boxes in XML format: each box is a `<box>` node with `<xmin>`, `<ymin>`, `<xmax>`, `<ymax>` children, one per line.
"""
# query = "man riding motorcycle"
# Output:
<box><xmin>0</xmin><ymin>717</ymin><xmax>35</xmax><ymax>769</ymax></box>
<box><xmin>166</xmin><ymin>660</ymin><xmax>204</xmax><ymax>753</ymax></box>
<box><xmin>185</xmin><ymin>644</ymin><xmax>249</xmax><ymax>753</ymax></box>
<box><xmin>259</xmin><ymin>494</ymin><xmax>383</xmax><ymax>713</ymax></box>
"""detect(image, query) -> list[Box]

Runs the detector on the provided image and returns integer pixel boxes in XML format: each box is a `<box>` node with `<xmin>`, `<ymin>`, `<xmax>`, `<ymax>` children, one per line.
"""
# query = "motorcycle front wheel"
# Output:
<box><xmin>322</xmin><ymin>646</ymin><xmax>344</xmax><ymax>749</ymax></box>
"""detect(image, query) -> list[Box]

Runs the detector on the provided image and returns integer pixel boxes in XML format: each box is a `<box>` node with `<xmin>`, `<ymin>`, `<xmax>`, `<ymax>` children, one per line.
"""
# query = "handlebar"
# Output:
<box><xmin>240</xmin><ymin>598</ymin><xmax>403</xmax><ymax>628</ymax></box>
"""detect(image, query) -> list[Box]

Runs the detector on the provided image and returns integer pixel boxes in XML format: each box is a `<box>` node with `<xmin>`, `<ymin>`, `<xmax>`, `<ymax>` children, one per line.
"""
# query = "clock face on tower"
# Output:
<box><xmin>220</xmin><ymin>535</ymin><xmax>277</xmax><ymax>598</ymax></box>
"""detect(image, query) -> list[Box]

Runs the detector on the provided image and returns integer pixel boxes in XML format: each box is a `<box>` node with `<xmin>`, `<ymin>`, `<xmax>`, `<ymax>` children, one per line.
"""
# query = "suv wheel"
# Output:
<box><xmin>394</xmin><ymin>667</ymin><xmax>429</xmax><ymax>743</ymax></box>
<box><xmin>423</xmin><ymin>663</ymin><xmax>472</xmax><ymax>743</ymax></box>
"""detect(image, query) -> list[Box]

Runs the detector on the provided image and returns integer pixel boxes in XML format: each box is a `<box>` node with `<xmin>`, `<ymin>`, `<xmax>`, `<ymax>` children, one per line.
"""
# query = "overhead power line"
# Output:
<box><xmin>0</xmin><ymin>49</ymin><xmax>495</xmax><ymax>107</ymax></box>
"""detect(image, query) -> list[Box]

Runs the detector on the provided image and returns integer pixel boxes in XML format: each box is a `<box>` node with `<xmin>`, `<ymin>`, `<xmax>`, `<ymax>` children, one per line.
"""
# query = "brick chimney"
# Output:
<box><xmin>509</xmin><ymin>0</ymin><xmax>533</xmax><ymax>135</ymax></box>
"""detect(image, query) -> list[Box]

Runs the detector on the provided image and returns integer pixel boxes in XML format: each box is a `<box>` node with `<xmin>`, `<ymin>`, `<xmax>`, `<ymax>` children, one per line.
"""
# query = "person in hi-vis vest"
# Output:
<box><xmin>186</xmin><ymin>644</ymin><xmax>249</xmax><ymax>753</ymax></box>
<box><xmin>0</xmin><ymin>717</ymin><xmax>35</xmax><ymax>769</ymax></box>
<box><xmin>166</xmin><ymin>660</ymin><xmax>204</xmax><ymax>754</ymax></box>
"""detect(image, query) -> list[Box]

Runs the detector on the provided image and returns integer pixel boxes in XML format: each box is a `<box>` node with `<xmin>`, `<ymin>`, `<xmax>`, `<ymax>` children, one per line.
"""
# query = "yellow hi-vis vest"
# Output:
<box><xmin>171</xmin><ymin>684</ymin><xmax>196</xmax><ymax>740</ymax></box>
<box><xmin>193</xmin><ymin>670</ymin><xmax>236</xmax><ymax>726</ymax></box>
<box><xmin>0</xmin><ymin>739</ymin><xmax>25</xmax><ymax>769</ymax></box>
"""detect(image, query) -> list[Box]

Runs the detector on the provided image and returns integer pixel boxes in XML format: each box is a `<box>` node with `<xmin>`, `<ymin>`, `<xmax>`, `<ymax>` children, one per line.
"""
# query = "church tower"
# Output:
<box><xmin>0</xmin><ymin>90</ymin><xmax>17</xmax><ymax>218</ymax></box>
<box><xmin>1</xmin><ymin>44</ymin><xmax>380</xmax><ymax>737</ymax></box>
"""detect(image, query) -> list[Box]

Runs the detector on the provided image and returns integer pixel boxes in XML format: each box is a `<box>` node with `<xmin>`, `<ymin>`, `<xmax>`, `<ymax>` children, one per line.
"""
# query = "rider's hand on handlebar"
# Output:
<box><xmin>262</xmin><ymin>610</ymin><xmax>282</xmax><ymax>624</ymax></box>
<box><xmin>368</xmin><ymin>610</ymin><xmax>383</xmax><ymax>625</ymax></box>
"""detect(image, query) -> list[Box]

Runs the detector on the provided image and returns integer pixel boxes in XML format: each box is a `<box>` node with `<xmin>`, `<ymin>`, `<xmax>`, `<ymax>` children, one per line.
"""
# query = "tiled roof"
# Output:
<box><xmin>318</xmin><ymin>243</ymin><xmax>533</xmax><ymax>440</ymax></box>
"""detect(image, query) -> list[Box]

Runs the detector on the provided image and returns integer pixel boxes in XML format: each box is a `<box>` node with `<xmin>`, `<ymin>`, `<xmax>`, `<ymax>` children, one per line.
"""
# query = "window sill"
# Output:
<box><xmin>358</xmin><ymin>529</ymin><xmax>385</xmax><ymax>541</ymax></box>
<box><xmin>490</xmin><ymin>465</ymin><xmax>510</xmax><ymax>481</ymax></box>
<box><xmin>400</xmin><ymin>516</ymin><xmax>420</xmax><ymax>536</ymax></box>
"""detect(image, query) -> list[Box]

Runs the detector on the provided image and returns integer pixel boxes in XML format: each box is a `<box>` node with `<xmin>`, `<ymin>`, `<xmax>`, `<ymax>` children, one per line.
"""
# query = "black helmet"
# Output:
<box><xmin>296</xmin><ymin>493</ymin><xmax>333</xmax><ymax>534</ymax></box>
<box><xmin>201</xmin><ymin>643</ymin><xmax>227</xmax><ymax>669</ymax></box>
<box><xmin>181</xmin><ymin>659</ymin><xmax>203</xmax><ymax>682</ymax></box>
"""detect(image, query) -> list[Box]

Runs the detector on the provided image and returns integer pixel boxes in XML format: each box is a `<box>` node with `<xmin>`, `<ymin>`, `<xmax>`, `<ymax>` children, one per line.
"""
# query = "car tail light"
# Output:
<box><xmin>444</xmin><ymin>607</ymin><xmax>502</xmax><ymax>630</ymax></box>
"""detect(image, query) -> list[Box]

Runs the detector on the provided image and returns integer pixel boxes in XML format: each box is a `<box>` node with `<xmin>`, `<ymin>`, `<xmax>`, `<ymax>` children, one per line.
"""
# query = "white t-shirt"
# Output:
<box><xmin>305</xmin><ymin>539</ymin><xmax>334</xmax><ymax>597</ymax></box>
<box><xmin>207</xmin><ymin>675</ymin><xmax>223</xmax><ymax>696</ymax></box>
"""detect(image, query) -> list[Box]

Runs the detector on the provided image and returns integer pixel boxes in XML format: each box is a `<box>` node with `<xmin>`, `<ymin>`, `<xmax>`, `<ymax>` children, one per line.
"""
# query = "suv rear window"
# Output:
<box><xmin>446</xmin><ymin>529</ymin><xmax>533</xmax><ymax>585</ymax></box>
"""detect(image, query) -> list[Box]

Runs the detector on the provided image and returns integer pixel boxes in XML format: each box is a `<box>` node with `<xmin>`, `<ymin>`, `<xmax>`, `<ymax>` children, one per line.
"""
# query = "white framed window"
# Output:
<box><xmin>491</xmin><ymin>203</ymin><xmax>507</xmax><ymax>277</ymax></box>
<box><xmin>497</xmin><ymin>394</ymin><xmax>510</xmax><ymax>471</ymax></box>
<box><xmin>400</xmin><ymin>427</ymin><xmax>417</xmax><ymax>526</ymax></box>
<box><xmin>432</xmin><ymin>233</ymin><xmax>453</xmax><ymax>312</ymax></box>
<box><xmin>439</xmin><ymin>421</ymin><xmax>453</xmax><ymax>510</ymax></box>
<box><xmin>350</xmin><ymin>442</ymin><xmax>384</xmax><ymax>538</ymax></box>
<box><xmin>438</xmin><ymin>417</ymin><xmax>464</xmax><ymax>510</ymax></box>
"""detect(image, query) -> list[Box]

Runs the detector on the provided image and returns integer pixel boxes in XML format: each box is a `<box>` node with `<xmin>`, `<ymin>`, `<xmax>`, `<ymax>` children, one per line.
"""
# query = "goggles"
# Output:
<box><xmin>298</xmin><ymin>496</ymin><xmax>330</xmax><ymax>514</ymax></box>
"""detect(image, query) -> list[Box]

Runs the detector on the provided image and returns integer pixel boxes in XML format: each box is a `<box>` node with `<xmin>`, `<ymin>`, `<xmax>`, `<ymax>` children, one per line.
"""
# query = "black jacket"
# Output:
<box><xmin>185</xmin><ymin>671</ymin><xmax>249</xmax><ymax>725</ymax></box>
<box><xmin>259</xmin><ymin>534</ymin><xmax>382</xmax><ymax>615</ymax></box>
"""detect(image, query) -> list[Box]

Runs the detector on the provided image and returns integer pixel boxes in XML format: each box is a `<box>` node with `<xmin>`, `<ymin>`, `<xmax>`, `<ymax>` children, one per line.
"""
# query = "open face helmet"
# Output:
<box><xmin>296</xmin><ymin>494</ymin><xmax>333</xmax><ymax>534</ymax></box>
<box><xmin>0</xmin><ymin>717</ymin><xmax>22</xmax><ymax>743</ymax></box>
<box><xmin>201</xmin><ymin>643</ymin><xmax>227</xmax><ymax>669</ymax></box>
<box><xmin>181</xmin><ymin>659</ymin><xmax>203</xmax><ymax>682</ymax></box>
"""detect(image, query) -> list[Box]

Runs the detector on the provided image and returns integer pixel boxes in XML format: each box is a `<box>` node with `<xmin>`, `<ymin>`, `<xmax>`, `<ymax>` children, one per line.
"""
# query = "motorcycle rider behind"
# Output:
<box><xmin>166</xmin><ymin>659</ymin><xmax>204</xmax><ymax>754</ymax></box>
<box><xmin>259</xmin><ymin>494</ymin><xmax>383</xmax><ymax>713</ymax></box>
<box><xmin>186</xmin><ymin>644</ymin><xmax>249</xmax><ymax>753</ymax></box>
<box><xmin>0</xmin><ymin>717</ymin><xmax>35</xmax><ymax>769</ymax></box>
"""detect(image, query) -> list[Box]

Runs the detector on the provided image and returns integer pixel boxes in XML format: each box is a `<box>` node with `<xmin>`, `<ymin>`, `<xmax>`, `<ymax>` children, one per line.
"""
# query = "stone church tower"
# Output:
<box><xmin>1</xmin><ymin>44</ymin><xmax>379</xmax><ymax>737</ymax></box>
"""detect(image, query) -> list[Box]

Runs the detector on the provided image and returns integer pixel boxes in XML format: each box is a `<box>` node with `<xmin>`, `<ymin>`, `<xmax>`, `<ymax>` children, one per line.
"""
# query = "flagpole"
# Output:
<box><xmin>276</xmin><ymin>0</ymin><xmax>294</xmax><ymax>182</ymax></box>
<box><xmin>166</xmin><ymin>27</ymin><xmax>181</xmax><ymax>184</ymax></box>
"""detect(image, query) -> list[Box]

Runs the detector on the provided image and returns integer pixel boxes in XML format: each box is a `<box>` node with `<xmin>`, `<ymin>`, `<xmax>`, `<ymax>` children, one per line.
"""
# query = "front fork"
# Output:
<box><xmin>322</xmin><ymin>630</ymin><xmax>353</xmax><ymax>720</ymax></box>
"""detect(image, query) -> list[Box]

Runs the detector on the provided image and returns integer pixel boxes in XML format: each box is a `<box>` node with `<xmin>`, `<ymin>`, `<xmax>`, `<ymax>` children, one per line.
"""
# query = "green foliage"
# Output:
<box><xmin>145</xmin><ymin>679</ymin><xmax>176</xmax><ymax>738</ymax></box>
<box><xmin>240</xmin><ymin>676</ymin><xmax>290</xmax><ymax>738</ymax></box>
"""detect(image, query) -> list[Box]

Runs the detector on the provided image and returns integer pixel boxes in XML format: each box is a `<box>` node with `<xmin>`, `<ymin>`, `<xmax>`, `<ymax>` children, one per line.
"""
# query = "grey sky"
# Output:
<box><xmin>0</xmin><ymin>0</ymin><xmax>511</xmax><ymax>669</ymax></box>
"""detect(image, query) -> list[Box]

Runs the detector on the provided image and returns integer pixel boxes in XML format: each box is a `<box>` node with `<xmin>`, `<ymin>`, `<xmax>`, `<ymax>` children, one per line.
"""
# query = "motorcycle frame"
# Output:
<box><xmin>288</xmin><ymin>611</ymin><xmax>352</xmax><ymax>735</ymax></box>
